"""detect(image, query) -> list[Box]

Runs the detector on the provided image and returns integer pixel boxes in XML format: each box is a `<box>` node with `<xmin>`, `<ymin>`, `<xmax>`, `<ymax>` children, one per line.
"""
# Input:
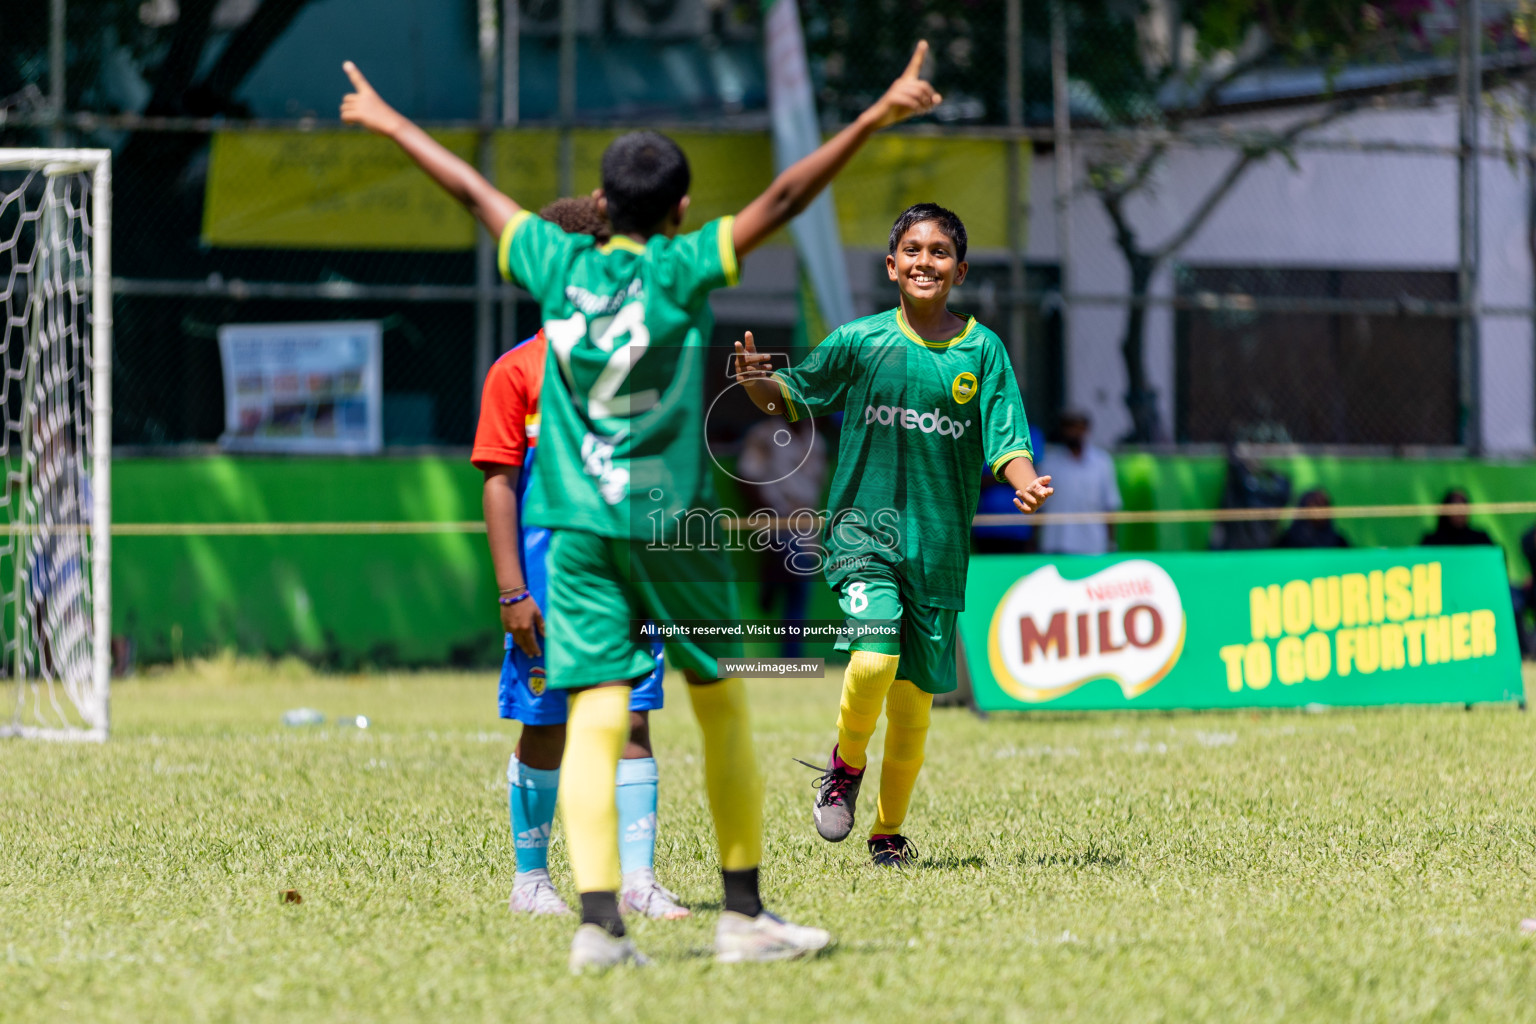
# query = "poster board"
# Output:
<box><xmin>219</xmin><ymin>321</ymin><xmax>383</xmax><ymax>454</ymax></box>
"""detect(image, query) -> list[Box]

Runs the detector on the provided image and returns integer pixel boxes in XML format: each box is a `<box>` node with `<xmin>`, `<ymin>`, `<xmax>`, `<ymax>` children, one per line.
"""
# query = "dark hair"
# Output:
<box><xmin>888</xmin><ymin>203</ymin><xmax>967</xmax><ymax>263</ymax></box>
<box><xmin>600</xmin><ymin>131</ymin><xmax>691</xmax><ymax>234</ymax></box>
<box><xmin>1435</xmin><ymin>487</ymin><xmax>1472</xmax><ymax>532</ymax></box>
<box><xmin>538</xmin><ymin>196</ymin><xmax>611</xmax><ymax>243</ymax></box>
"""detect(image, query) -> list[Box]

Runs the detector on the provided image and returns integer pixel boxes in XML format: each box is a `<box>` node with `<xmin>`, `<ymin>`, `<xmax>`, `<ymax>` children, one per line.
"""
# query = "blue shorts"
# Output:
<box><xmin>499</xmin><ymin>636</ymin><xmax>666</xmax><ymax>724</ymax></box>
<box><xmin>497</xmin><ymin>522</ymin><xmax>665</xmax><ymax>724</ymax></box>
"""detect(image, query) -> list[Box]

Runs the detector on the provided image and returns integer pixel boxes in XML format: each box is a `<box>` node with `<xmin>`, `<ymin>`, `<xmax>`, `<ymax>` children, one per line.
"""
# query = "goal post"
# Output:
<box><xmin>0</xmin><ymin>148</ymin><xmax>112</xmax><ymax>742</ymax></box>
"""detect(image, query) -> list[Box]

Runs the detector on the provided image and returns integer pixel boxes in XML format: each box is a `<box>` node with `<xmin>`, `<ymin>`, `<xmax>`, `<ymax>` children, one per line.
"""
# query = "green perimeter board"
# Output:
<box><xmin>110</xmin><ymin>453</ymin><xmax>1535</xmax><ymax>666</ymax></box>
<box><xmin>960</xmin><ymin>548</ymin><xmax>1524</xmax><ymax>712</ymax></box>
<box><xmin>110</xmin><ymin>455</ymin><xmax>844</xmax><ymax>665</ymax></box>
<box><xmin>1113</xmin><ymin>453</ymin><xmax>1536</xmax><ymax>571</ymax></box>
<box><xmin>114</xmin><ymin>456</ymin><xmax>489</xmax><ymax>666</ymax></box>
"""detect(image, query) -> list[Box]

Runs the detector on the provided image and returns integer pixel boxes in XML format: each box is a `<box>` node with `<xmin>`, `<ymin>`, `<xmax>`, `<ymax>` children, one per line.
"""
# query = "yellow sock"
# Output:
<box><xmin>687</xmin><ymin>677</ymin><xmax>762</xmax><ymax>870</ymax></box>
<box><xmin>872</xmin><ymin>679</ymin><xmax>932</xmax><ymax>836</ymax></box>
<box><xmin>558</xmin><ymin>685</ymin><xmax>630</xmax><ymax>893</ymax></box>
<box><xmin>835</xmin><ymin>651</ymin><xmax>900</xmax><ymax>769</ymax></box>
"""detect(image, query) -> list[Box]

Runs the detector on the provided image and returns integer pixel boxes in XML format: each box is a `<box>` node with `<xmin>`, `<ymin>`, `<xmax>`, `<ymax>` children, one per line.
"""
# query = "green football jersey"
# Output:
<box><xmin>498</xmin><ymin>211</ymin><xmax>739</xmax><ymax>538</ymax></box>
<box><xmin>772</xmin><ymin>307</ymin><xmax>1033</xmax><ymax>610</ymax></box>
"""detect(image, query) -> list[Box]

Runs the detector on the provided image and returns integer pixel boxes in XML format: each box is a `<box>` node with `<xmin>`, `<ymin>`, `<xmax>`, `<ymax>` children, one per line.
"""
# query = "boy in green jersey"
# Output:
<box><xmin>735</xmin><ymin>203</ymin><xmax>1054</xmax><ymax>867</ymax></box>
<box><xmin>341</xmin><ymin>46</ymin><xmax>942</xmax><ymax>969</ymax></box>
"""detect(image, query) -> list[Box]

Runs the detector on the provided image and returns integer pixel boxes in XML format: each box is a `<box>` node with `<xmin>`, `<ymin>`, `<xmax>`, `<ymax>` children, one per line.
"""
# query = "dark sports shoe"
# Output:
<box><xmin>868</xmin><ymin>834</ymin><xmax>918</xmax><ymax>868</ymax></box>
<box><xmin>795</xmin><ymin>749</ymin><xmax>863</xmax><ymax>842</ymax></box>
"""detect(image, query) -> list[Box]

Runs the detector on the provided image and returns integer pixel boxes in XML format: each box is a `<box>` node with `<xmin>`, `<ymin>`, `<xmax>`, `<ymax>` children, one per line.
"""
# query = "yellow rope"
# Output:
<box><xmin>111</xmin><ymin>521</ymin><xmax>489</xmax><ymax>536</ymax></box>
<box><xmin>27</xmin><ymin>499</ymin><xmax>1528</xmax><ymax>536</ymax></box>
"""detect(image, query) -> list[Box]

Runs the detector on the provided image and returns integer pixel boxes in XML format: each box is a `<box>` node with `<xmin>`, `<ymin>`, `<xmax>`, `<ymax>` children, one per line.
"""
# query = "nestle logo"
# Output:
<box><xmin>1084</xmin><ymin>579</ymin><xmax>1154</xmax><ymax>601</ymax></box>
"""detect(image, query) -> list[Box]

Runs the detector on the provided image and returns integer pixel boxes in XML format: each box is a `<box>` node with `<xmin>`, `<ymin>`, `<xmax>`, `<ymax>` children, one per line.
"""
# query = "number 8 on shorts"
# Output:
<box><xmin>837</xmin><ymin>574</ymin><xmax>904</xmax><ymax>655</ymax></box>
<box><xmin>847</xmin><ymin>581</ymin><xmax>869</xmax><ymax>613</ymax></box>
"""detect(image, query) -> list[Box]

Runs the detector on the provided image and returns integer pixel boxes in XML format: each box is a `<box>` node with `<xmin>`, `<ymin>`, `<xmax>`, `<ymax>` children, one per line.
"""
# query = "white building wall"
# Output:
<box><xmin>1026</xmin><ymin>97</ymin><xmax>1535</xmax><ymax>452</ymax></box>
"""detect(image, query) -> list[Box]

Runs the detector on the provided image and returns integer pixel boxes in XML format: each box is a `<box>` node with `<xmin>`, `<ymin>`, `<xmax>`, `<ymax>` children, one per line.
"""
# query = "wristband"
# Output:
<box><xmin>499</xmin><ymin>591</ymin><xmax>532</xmax><ymax>607</ymax></box>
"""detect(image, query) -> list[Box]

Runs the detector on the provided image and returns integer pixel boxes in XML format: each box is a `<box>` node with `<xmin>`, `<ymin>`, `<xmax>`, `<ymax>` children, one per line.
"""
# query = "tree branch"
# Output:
<box><xmin>200</xmin><ymin>0</ymin><xmax>314</xmax><ymax>105</ymax></box>
<box><xmin>144</xmin><ymin>0</ymin><xmax>218</xmax><ymax>116</ymax></box>
<box><xmin>1117</xmin><ymin>139</ymin><xmax>1170</xmax><ymax>200</ymax></box>
<box><xmin>1152</xmin><ymin>98</ymin><xmax>1362</xmax><ymax>260</ymax></box>
<box><xmin>1172</xmin><ymin>38</ymin><xmax>1277</xmax><ymax>126</ymax></box>
<box><xmin>1098</xmin><ymin>185</ymin><xmax>1141</xmax><ymax>264</ymax></box>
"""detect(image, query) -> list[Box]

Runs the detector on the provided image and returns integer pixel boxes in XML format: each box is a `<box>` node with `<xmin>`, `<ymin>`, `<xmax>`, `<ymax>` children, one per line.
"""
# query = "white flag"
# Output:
<box><xmin>764</xmin><ymin>0</ymin><xmax>855</xmax><ymax>334</ymax></box>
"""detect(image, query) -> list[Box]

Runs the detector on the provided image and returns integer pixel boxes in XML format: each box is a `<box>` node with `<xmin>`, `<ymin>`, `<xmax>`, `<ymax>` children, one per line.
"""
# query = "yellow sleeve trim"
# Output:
<box><xmin>990</xmin><ymin>447</ymin><xmax>1034</xmax><ymax>477</ymax></box>
<box><xmin>771</xmin><ymin>371</ymin><xmax>800</xmax><ymax>423</ymax></box>
<box><xmin>497</xmin><ymin>210</ymin><xmax>533</xmax><ymax>284</ymax></box>
<box><xmin>718</xmin><ymin>215</ymin><xmax>740</xmax><ymax>287</ymax></box>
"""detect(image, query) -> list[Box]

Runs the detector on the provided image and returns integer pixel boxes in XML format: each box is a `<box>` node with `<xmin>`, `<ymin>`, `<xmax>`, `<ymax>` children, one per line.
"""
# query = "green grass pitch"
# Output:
<box><xmin>4</xmin><ymin>658</ymin><xmax>1536</xmax><ymax>1022</ymax></box>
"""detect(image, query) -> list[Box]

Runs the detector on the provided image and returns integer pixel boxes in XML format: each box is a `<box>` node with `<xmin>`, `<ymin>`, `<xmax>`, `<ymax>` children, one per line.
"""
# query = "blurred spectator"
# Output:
<box><xmin>972</xmin><ymin>422</ymin><xmax>1046</xmax><ymax>554</ymax></box>
<box><xmin>1038</xmin><ymin>411</ymin><xmax>1121</xmax><ymax>556</ymax></box>
<box><xmin>737</xmin><ymin>416</ymin><xmax>827</xmax><ymax>657</ymax></box>
<box><xmin>1209</xmin><ymin>446</ymin><xmax>1290</xmax><ymax>550</ymax></box>
<box><xmin>1420</xmin><ymin>489</ymin><xmax>1494</xmax><ymax>547</ymax></box>
<box><xmin>1276</xmin><ymin>488</ymin><xmax>1351</xmax><ymax>548</ymax></box>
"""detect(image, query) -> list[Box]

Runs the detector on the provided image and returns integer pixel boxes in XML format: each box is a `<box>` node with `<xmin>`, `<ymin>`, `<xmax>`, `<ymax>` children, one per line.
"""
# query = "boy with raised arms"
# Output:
<box><xmin>342</xmin><ymin>45</ymin><xmax>942</xmax><ymax>970</ymax></box>
<box><xmin>476</xmin><ymin>198</ymin><xmax>686</xmax><ymax>922</ymax></box>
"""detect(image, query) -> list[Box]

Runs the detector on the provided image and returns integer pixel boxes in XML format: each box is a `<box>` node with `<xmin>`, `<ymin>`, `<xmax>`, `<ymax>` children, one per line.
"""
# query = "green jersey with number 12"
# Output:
<box><xmin>772</xmin><ymin>307</ymin><xmax>1034</xmax><ymax>610</ymax></box>
<box><xmin>498</xmin><ymin>211</ymin><xmax>739</xmax><ymax>538</ymax></box>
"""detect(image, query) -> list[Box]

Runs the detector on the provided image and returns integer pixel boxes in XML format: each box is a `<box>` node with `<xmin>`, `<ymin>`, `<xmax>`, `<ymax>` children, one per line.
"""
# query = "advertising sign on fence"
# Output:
<box><xmin>959</xmin><ymin>548</ymin><xmax>1522</xmax><ymax>711</ymax></box>
<box><xmin>218</xmin><ymin>321</ymin><xmax>383</xmax><ymax>454</ymax></box>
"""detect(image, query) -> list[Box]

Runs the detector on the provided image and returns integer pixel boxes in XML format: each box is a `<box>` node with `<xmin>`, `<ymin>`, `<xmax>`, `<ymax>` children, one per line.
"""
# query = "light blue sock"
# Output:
<box><xmin>615</xmin><ymin>756</ymin><xmax>659</xmax><ymax>877</ymax></box>
<box><xmin>507</xmin><ymin>754</ymin><xmax>560</xmax><ymax>875</ymax></box>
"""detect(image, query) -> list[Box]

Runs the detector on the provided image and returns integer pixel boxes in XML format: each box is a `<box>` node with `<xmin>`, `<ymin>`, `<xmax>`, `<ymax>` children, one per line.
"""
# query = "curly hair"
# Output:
<box><xmin>538</xmin><ymin>196</ymin><xmax>611</xmax><ymax>243</ymax></box>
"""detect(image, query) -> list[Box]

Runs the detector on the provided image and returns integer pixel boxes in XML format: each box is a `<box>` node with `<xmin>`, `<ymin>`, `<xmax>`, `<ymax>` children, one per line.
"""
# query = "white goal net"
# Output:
<box><xmin>0</xmin><ymin>149</ymin><xmax>112</xmax><ymax>742</ymax></box>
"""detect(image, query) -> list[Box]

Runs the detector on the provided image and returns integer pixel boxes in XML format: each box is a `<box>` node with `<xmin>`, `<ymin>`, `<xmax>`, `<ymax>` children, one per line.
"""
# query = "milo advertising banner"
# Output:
<box><xmin>960</xmin><ymin>548</ymin><xmax>1523</xmax><ymax>711</ymax></box>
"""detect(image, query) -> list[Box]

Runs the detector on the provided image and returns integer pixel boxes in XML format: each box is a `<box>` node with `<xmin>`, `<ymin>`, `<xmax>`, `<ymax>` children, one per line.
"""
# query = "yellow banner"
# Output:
<box><xmin>203</xmin><ymin>130</ymin><xmax>481</xmax><ymax>250</ymax></box>
<box><xmin>202</xmin><ymin>129</ymin><xmax>1023</xmax><ymax>251</ymax></box>
<box><xmin>835</xmin><ymin>134</ymin><xmax>1019</xmax><ymax>249</ymax></box>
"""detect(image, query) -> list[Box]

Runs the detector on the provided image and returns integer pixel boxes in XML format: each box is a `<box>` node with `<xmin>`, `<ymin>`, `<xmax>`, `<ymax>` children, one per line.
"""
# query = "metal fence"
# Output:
<box><xmin>2</xmin><ymin>0</ymin><xmax>1534</xmax><ymax>452</ymax></box>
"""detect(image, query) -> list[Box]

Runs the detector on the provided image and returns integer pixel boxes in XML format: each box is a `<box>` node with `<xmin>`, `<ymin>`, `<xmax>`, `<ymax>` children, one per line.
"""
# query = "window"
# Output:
<box><xmin>1175</xmin><ymin>266</ymin><xmax>1458</xmax><ymax>446</ymax></box>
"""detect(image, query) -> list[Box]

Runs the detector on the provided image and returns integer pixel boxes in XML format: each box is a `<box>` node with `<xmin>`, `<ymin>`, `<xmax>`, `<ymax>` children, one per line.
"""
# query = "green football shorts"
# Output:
<box><xmin>834</xmin><ymin>567</ymin><xmax>958</xmax><ymax>695</ymax></box>
<box><xmin>544</xmin><ymin>528</ymin><xmax>743</xmax><ymax>689</ymax></box>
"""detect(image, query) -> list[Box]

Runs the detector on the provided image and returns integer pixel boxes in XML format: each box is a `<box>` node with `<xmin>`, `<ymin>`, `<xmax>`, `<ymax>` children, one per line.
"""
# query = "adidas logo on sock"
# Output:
<box><xmin>624</xmin><ymin>813</ymin><xmax>656</xmax><ymax>843</ymax></box>
<box><xmin>515</xmin><ymin>823</ymin><xmax>551</xmax><ymax>849</ymax></box>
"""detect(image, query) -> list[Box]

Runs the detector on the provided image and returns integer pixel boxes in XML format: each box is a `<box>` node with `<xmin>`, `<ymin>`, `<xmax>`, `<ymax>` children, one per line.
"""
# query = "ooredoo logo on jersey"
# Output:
<box><xmin>987</xmin><ymin>561</ymin><xmax>1186</xmax><ymax>703</ymax></box>
<box><xmin>863</xmin><ymin>403</ymin><xmax>972</xmax><ymax>438</ymax></box>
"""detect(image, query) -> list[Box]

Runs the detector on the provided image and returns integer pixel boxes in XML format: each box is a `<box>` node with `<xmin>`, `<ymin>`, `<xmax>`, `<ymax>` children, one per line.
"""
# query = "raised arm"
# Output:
<box><xmin>733</xmin><ymin>331</ymin><xmax>785</xmax><ymax>415</ymax></box>
<box><xmin>340</xmin><ymin>62</ymin><xmax>519</xmax><ymax>238</ymax></box>
<box><xmin>732</xmin><ymin>41</ymin><xmax>941</xmax><ymax>257</ymax></box>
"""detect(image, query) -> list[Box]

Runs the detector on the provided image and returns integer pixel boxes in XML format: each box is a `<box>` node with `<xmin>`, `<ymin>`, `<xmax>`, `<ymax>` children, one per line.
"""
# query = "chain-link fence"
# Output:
<box><xmin>1</xmin><ymin>0</ymin><xmax>1533</xmax><ymax>452</ymax></box>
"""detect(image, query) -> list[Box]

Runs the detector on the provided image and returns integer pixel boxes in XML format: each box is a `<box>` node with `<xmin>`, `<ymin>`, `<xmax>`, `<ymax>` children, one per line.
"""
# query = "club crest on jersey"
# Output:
<box><xmin>952</xmin><ymin>371</ymin><xmax>978</xmax><ymax>404</ymax></box>
<box><xmin>527</xmin><ymin>666</ymin><xmax>547</xmax><ymax>696</ymax></box>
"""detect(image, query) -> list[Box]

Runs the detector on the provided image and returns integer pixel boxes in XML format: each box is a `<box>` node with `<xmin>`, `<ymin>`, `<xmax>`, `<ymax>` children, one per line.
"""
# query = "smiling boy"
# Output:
<box><xmin>734</xmin><ymin>203</ymin><xmax>1053</xmax><ymax>866</ymax></box>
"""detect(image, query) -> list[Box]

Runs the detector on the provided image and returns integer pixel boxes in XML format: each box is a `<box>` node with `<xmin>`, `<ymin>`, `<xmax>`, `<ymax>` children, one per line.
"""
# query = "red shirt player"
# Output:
<box><xmin>471</xmin><ymin>198</ymin><xmax>680</xmax><ymax>921</ymax></box>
